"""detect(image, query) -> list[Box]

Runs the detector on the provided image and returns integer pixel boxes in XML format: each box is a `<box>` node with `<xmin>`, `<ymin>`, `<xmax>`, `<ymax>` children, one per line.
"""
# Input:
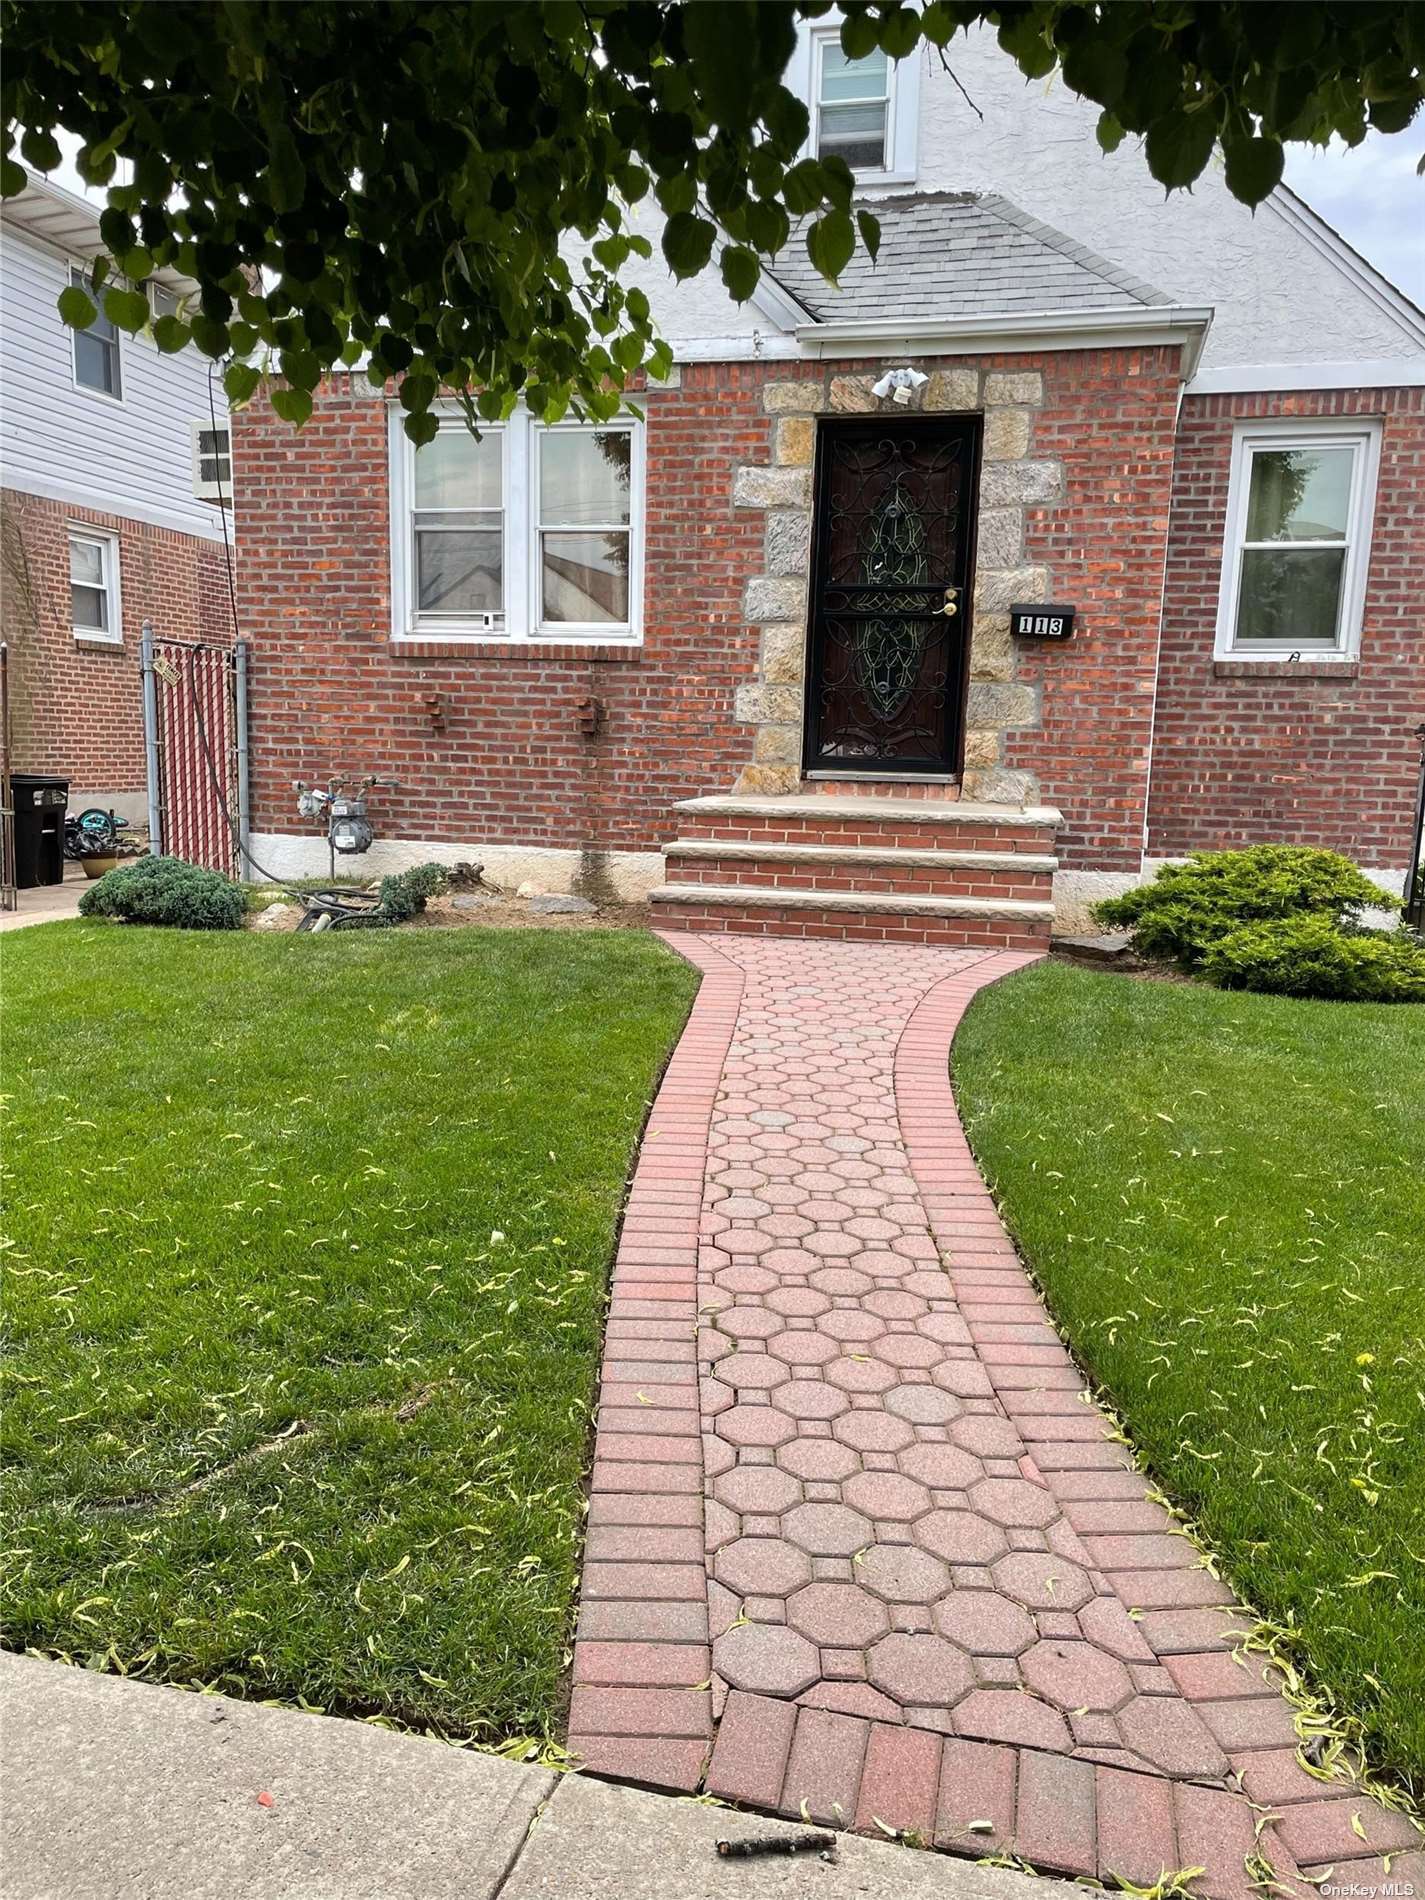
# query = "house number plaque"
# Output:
<box><xmin>1010</xmin><ymin>603</ymin><xmax>1076</xmax><ymax>639</ymax></box>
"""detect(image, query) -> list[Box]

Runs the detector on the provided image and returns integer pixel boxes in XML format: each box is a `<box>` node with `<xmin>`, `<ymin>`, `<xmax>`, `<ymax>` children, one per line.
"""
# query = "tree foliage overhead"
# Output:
<box><xmin>4</xmin><ymin>1</ymin><xmax>1420</xmax><ymax>439</ymax></box>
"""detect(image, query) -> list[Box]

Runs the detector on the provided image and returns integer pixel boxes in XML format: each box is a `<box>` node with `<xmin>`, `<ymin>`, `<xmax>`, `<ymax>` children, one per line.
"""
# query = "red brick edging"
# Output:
<box><xmin>566</xmin><ymin>934</ymin><xmax>741</xmax><ymax>1788</ymax></box>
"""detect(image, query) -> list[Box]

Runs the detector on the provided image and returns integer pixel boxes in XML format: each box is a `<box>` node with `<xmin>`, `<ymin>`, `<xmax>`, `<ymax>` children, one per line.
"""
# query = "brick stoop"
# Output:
<box><xmin>651</xmin><ymin>793</ymin><xmax>1061</xmax><ymax>947</ymax></box>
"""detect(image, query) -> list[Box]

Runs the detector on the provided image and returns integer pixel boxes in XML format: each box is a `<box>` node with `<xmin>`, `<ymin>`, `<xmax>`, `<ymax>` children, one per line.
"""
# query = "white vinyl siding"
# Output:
<box><xmin>1215</xmin><ymin>420</ymin><xmax>1382</xmax><ymax>660</ymax></box>
<box><xmin>389</xmin><ymin>407</ymin><xmax>644</xmax><ymax>643</ymax></box>
<box><xmin>0</xmin><ymin>227</ymin><xmax>228</xmax><ymax>541</ymax></box>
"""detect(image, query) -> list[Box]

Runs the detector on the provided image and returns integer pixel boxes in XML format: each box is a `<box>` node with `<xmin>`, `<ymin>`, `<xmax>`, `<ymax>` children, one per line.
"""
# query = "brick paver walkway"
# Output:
<box><xmin>569</xmin><ymin>936</ymin><xmax>1421</xmax><ymax>1899</ymax></box>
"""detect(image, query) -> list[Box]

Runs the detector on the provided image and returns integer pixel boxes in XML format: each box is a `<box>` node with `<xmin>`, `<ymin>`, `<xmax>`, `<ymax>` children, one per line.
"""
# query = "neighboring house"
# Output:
<box><xmin>1</xmin><ymin>171</ymin><xmax>234</xmax><ymax>817</ymax></box>
<box><xmin>232</xmin><ymin>24</ymin><xmax>1425</xmax><ymax>939</ymax></box>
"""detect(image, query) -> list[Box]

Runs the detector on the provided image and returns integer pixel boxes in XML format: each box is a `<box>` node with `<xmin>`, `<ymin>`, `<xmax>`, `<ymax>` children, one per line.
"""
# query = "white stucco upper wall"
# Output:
<box><xmin>636</xmin><ymin>23</ymin><xmax>1424</xmax><ymax>373</ymax></box>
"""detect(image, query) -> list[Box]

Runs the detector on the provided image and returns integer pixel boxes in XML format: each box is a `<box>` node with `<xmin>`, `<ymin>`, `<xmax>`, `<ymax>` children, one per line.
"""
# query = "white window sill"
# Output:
<box><xmin>73</xmin><ymin>628</ymin><xmax>123</xmax><ymax>645</ymax></box>
<box><xmin>393</xmin><ymin>629</ymin><xmax>641</xmax><ymax>647</ymax></box>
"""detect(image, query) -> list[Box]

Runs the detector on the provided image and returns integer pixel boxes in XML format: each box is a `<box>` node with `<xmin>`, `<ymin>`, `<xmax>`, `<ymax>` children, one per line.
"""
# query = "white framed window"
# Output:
<box><xmin>389</xmin><ymin>407</ymin><xmax>644</xmax><ymax>643</ymax></box>
<box><xmin>69</xmin><ymin>265</ymin><xmax>122</xmax><ymax>399</ymax></box>
<box><xmin>149</xmin><ymin>281</ymin><xmax>183</xmax><ymax>322</ymax></box>
<box><xmin>787</xmin><ymin>20</ymin><xmax>920</xmax><ymax>185</ymax></box>
<box><xmin>1215</xmin><ymin>421</ymin><xmax>1382</xmax><ymax>661</ymax></box>
<box><xmin>69</xmin><ymin>528</ymin><xmax>122</xmax><ymax>642</ymax></box>
<box><xmin>191</xmin><ymin>422</ymin><xmax>234</xmax><ymax>503</ymax></box>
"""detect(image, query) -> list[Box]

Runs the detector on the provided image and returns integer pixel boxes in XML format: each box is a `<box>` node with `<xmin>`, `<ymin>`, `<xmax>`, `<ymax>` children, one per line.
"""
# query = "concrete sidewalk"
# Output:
<box><xmin>1</xmin><ymin>1653</ymin><xmax>1061</xmax><ymax>1900</ymax></box>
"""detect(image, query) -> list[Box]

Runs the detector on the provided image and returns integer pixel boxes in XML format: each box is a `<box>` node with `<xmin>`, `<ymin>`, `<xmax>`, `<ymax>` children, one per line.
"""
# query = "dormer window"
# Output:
<box><xmin>816</xmin><ymin>44</ymin><xmax>891</xmax><ymax>172</ymax></box>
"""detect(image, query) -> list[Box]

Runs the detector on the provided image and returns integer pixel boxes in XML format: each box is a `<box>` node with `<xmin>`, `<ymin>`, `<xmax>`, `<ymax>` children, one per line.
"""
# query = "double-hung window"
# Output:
<box><xmin>69</xmin><ymin>529</ymin><xmax>121</xmax><ymax>642</ymax></box>
<box><xmin>815</xmin><ymin>43</ymin><xmax>892</xmax><ymax>172</ymax></box>
<box><xmin>392</xmin><ymin>408</ymin><xmax>642</xmax><ymax>642</ymax></box>
<box><xmin>1216</xmin><ymin>422</ymin><xmax>1381</xmax><ymax>661</ymax></box>
<box><xmin>70</xmin><ymin>265</ymin><xmax>122</xmax><ymax>398</ymax></box>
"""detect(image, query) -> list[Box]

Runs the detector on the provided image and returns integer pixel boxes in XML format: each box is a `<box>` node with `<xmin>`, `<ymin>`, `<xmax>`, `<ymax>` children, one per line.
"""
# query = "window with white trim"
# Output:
<box><xmin>791</xmin><ymin>21</ymin><xmax>919</xmax><ymax>184</ymax></box>
<box><xmin>1216</xmin><ymin>422</ymin><xmax>1381</xmax><ymax>660</ymax></box>
<box><xmin>390</xmin><ymin>409</ymin><xmax>643</xmax><ymax>642</ymax></box>
<box><xmin>191</xmin><ymin>422</ymin><xmax>233</xmax><ymax>502</ymax></box>
<box><xmin>69</xmin><ymin>265</ymin><xmax>122</xmax><ymax>398</ymax></box>
<box><xmin>816</xmin><ymin>43</ymin><xmax>892</xmax><ymax>172</ymax></box>
<box><xmin>69</xmin><ymin>529</ymin><xmax>122</xmax><ymax>641</ymax></box>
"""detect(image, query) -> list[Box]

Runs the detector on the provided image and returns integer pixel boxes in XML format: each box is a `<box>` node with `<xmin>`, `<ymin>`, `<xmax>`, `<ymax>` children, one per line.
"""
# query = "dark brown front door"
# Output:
<box><xmin>803</xmin><ymin>416</ymin><xmax>980</xmax><ymax>776</ymax></box>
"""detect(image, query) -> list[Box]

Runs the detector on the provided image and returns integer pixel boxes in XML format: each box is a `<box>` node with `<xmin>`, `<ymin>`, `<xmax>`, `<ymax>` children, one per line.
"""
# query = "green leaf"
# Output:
<box><xmin>1145</xmin><ymin>108</ymin><xmax>1218</xmax><ymax>189</ymax></box>
<box><xmin>57</xmin><ymin>284</ymin><xmax>97</xmax><ymax>330</ymax></box>
<box><xmin>223</xmin><ymin>362</ymin><xmax>262</xmax><ymax>405</ymax></box>
<box><xmin>19</xmin><ymin>126</ymin><xmax>61</xmax><ymax>173</ymax></box>
<box><xmin>1222</xmin><ymin>134</ymin><xmax>1285</xmax><ymax>206</ymax></box>
<box><xmin>997</xmin><ymin>14</ymin><xmax>1057</xmax><ymax>81</ymax></box>
<box><xmin>1096</xmin><ymin>111</ymin><xmax>1127</xmax><ymax>154</ymax></box>
<box><xmin>720</xmin><ymin>243</ymin><xmax>760</xmax><ymax>303</ymax></box>
<box><xmin>102</xmin><ymin>287</ymin><xmax>152</xmax><ymax>334</ymax></box>
<box><xmin>782</xmin><ymin>158</ymin><xmax>824</xmax><ymax>217</ymax></box>
<box><xmin>840</xmin><ymin>11</ymin><xmax>879</xmax><ymax>60</ymax></box>
<box><xmin>806</xmin><ymin>209</ymin><xmax>855</xmax><ymax>285</ymax></box>
<box><xmin>189</xmin><ymin>314</ymin><xmax>230</xmax><ymax>357</ymax></box>
<box><xmin>266</xmin><ymin>124</ymin><xmax>305</xmax><ymax>214</ymax></box>
<box><xmin>879</xmin><ymin>7</ymin><xmax>922</xmax><ymax>59</ymax></box>
<box><xmin>856</xmin><ymin>209</ymin><xmax>881</xmax><ymax>263</ymax></box>
<box><xmin>660</xmin><ymin>211</ymin><xmax>716</xmax><ymax>278</ymax></box>
<box><xmin>270</xmin><ymin>386</ymin><xmax>314</xmax><ymax>428</ymax></box>
<box><xmin>1</xmin><ymin>155</ymin><xmax>27</xmax><ymax>197</ymax></box>
<box><xmin>403</xmin><ymin>410</ymin><xmax>440</xmax><ymax>446</ymax></box>
<box><xmin>152</xmin><ymin>314</ymin><xmax>189</xmax><ymax>353</ymax></box>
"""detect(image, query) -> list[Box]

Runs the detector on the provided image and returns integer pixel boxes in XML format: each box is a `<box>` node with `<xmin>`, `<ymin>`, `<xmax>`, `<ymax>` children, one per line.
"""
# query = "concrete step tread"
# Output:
<box><xmin>666</xmin><ymin>840</ymin><xmax>1058</xmax><ymax>873</ymax></box>
<box><xmin>649</xmin><ymin>883</ymin><xmax>1055</xmax><ymax>921</ymax></box>
<box><xmin>675</xmin><ymin>793</ymin><xmax>1062</xmax><ymax>827</ymax></box>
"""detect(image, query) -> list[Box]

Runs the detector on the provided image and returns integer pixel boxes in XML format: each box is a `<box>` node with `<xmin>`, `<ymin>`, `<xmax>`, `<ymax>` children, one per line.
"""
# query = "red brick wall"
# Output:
<box><xmin>232</xmin><ymin>353</ymin><xmax>1180</xmax><ymax>869</ymax></box>
<box><xmin>1010</xmin><ymin>347</ymin><xmax>1181</xmax><ymax>870</ymax></box>
<box><xmin>1</xmin><ymin>489</ymin><xmax>234</xmax><ymax>795</ymax></box>
<box><xmin>1147</xmin><ymin>387</ymin><xmax>1425</xmax><ymax>868</ymax></box>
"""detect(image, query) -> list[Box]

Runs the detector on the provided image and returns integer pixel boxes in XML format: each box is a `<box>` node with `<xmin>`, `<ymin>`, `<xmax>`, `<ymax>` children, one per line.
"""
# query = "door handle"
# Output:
<box><xmin>942</xmin><ymin>587</ymin><xmax>960</xmax><ymax>617</ymax></box>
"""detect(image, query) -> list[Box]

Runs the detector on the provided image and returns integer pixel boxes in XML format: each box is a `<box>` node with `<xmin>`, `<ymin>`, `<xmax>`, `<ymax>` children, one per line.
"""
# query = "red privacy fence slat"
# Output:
<box><xmin>151</xmin><ymin>639</ymin><xmax>239</xmax><ymax>875</ymax></box>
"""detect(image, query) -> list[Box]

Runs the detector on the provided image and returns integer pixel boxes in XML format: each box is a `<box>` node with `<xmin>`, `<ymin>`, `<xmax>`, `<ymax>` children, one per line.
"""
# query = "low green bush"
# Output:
<box><xmin>1202</xmin><ymin>914</ymin><xmax>1425</xmax><ymax>1003</ymax></box>
<box><xmin>377</xmin><ymin>861</ymin><xmax>448</xmax><ymax>923</ymax></box>
<box><xmin>78</xmin><ymin>855</ymin><xmax>245</xmax><ymax>930</ymax></box>
<box><xmin>1095</xmin><ymin>846</ymin><xmax>1397</xmax><ymax>970</ymax></box>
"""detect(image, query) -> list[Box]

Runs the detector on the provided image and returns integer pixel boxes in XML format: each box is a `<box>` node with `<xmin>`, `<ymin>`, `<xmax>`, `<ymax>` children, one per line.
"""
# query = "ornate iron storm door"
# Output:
<box><xmin>803</xmin><ymin>416</ymin><xmax>980</xmax><ymax>775</ymax></box>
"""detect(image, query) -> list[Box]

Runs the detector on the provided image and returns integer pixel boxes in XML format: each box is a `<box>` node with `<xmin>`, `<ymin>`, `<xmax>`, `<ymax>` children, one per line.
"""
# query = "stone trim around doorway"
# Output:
<box><xmin>731</xmin><ymin>365</ymin><xmax>1062</xmax><ymax>801</ymax></box>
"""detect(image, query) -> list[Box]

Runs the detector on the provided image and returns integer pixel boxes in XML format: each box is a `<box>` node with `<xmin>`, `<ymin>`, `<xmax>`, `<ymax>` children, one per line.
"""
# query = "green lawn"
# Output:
<box><xmin>1</xmin><ymin>920</ymin><xmax>695</xmax><ymax>1738</ymax></box>
<box><xmin>953</xmin><ymin>962</ymin><xmax>1425</xmax><ymax>1794</ymax></box>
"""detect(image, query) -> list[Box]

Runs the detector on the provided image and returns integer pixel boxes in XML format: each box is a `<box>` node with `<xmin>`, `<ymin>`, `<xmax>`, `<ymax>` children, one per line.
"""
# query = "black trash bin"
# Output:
<box><xmin>10</xmin><ymin>774</ymin><xmax>69</xmax><ymax>889</ymax></box>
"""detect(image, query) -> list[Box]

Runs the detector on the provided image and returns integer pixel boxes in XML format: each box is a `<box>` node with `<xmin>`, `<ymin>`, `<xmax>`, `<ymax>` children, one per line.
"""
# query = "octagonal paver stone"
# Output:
<box><xmin>715</xmin><ymin>1465</ymin><xmax>802</xmax><ymax>1515</ymax></box>
<box><xmin>933</xmin><ymin>1591</ymin><xmax>1037</xmax><ymax>1656</ymax></box>
<box><xmin>955</xmin><ymin>1689</ymin><xmax>1073</xmax><ymax>1752</ymax></box>
<box><xmin>768</xmin><ymin>1330</ymin><xmax>839</xmax><ymax>1368</ymax></box>
<box><xmin>773</xmin><ymin>1379</ymin><xmax>849</xmax><ymax>1421</ymax></box>
<box><xmin>824</xmin><ymin>1356</ymin><xmax>898</xmax><ymax>1395</ymax></box>
<box><xmin>719</xmin><ymin>1351</ymin><xmax>790</xmax><ymax>1392</ymax></box>
<box><xmin>717</xmin><ymin>1307</ymin><xmax>783</xmax><ymax>1342</ymax></box>
<box><xmin>809</xmin><ymin>1267</ymin><xmax>873</xmax><ymax>1297</ymax></box>
<box><xmin>842</xmin><ymin>1469</ymin><xmax>933</xmax><ymax>1522</ymax></box>
<box><xmin>990</xmin><ymin>1552</ymin><xmax>1094</xmax><ymax>1612</ymax></box>
<box><xmin>714</xmin><ymin>1622</ymin><xmax>820</xmax><ymax>1698</ymax></box>
<box><xmin>868</xmin><ymin>1633</ymin><xmax>975</xmax><ymax>1709</ymax></box>
<box><xmin>777</xmin><ymin>1438</ymin><xmax>861</xmax><ymax>1482</ymax></box>
<box><xmin>787</xmin><ymin>1581</ymin><xmax>890</xmax><ymax>1648</ymax></box>
<box><xmin>717</xmin><ymin>1535</ymin><xmax>813</xmax><ymax>1598</ymax></box>
<box><xmin>716</xmin><ymin>1264</ymin><xmax>778</xmax><ymax>1296</ymax></box>
<box><xmin>1021</xmin><ymin>1639</ymin><xmax>1135</xmax><ymax>1712</ymax></box>
<box><xmin>783</xmin><ymin>1501</ymin><xmax>873</xmax><ymax>1558</ymax></box>
<box><xmin>897</xmin><ymin>1442</ymin><xmax>984</xmax><ymax>1491</ymax></box>
<box><xmin>816</xmin><ymin>1310</ymin><xmax>885</xmax><ymax>1344</ymax></box>
<box><xmin>914</xmin><ymin>1509</ymin><xmax>1009</xmax><ymax>1566</ymax></box>
<box><xmin>885</xmin><ymin>1385</ymin><xmax>961</xmax><ymax>1426</ymax></box>
<box><xmin>863</xmin><ymin>1290</ymin><xmax>929</xmax><ymax>1320</ymax></box>
<box><xmin>951</xmin><ymin>1416</ymin><xmax>1023</xmax><ymax>1458</ymax></box>
<box><xmin>766</xmin><ymin>1285</ymin><xmax>831</xmax><ymax>1318</ymax></box>
<box><xmin>870</xmin><ymin>1333</ymin><xmax>946</xmax><ymax>1371</ymax></box>
<box><xmin>970</xmin><ymin>1477</ymin><xmax>1060</xmax><ymax>1529</ymax></box>
<box><xmin>855</xmin><ymin>1542</ymin><xmax>951</xmax><ymax>1605</ymax></box>
<box><xmin>832</xmin><ymin>1410</ymin><xmax>915</xmax><ymax>1454</ymax></box>
<box><xmin>1118</xmin><ymin>1696</ymin><xmax>1231</xmax><ymax>1777</ymax></box>
<box><xmin>718</xmin><ymin>1404</ymin><xmax>799</xmax><ymax>1449</ymax></box>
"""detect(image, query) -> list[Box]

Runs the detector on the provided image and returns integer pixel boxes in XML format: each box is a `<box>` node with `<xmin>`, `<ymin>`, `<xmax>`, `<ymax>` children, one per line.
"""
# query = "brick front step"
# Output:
<box><xmin>658</xmin><ymin>793</ymin><xmax>1061</xmax><ymax>943</ymax></box>
<box><xmin>665</xmin><ymin>840</ymin><xmax>1056</xmax><ymax>903</ymax></box>
<box><xmin>649</xmin><ymin>884</ymin><xmax>1053</xmax><ymax>948</ymax></box>
<box><xmin>673</xmin><ymin>793</ymin><xmax>1060</xmax><ymax>855</ymax></box>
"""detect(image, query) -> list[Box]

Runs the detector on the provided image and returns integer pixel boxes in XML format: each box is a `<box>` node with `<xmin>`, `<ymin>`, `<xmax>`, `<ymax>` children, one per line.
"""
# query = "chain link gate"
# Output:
<box><xmin>140</xmin><ymin>625</ymin><xmax>250</xmax><ymax>875</ymax></box>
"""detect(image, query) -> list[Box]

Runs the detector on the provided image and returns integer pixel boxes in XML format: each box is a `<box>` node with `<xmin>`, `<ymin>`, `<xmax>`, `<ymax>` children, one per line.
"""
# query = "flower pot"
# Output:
<box><xmin>81</xmin><ymin>855</ymin><xmax>120</xmax><ymax>879</ymax></box>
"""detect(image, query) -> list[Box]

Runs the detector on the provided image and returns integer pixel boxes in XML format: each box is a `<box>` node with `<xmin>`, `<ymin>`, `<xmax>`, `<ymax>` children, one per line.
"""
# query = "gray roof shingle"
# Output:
<box><xmin>767</xmin><ymin>190</ymin><xmax>1171</xmax><ymax>323</ymax></box>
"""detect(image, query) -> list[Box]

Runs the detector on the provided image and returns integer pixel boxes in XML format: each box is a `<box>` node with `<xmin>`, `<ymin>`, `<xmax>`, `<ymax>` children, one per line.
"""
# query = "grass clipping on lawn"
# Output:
<box><xmin>953</xmin><ymin>961</ymin><xmax>1425</xmax><ymax>1794</ymax></box>
<box><xmin>1</xmin><ymin>922</ymin><xmax>696</xmax><ymax>1739</ymax></box>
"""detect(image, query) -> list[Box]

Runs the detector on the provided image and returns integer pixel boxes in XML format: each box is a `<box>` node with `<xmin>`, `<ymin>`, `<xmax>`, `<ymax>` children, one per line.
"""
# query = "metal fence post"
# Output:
<box><xmin>234</xmin><ymin>641</ymin><xmax>252</xmax><ymax>882</ymax></box>
<box><xmin>140</xmin><ymin>621</ymin><xmax>162</xmax><ymax>855</ymax></box>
